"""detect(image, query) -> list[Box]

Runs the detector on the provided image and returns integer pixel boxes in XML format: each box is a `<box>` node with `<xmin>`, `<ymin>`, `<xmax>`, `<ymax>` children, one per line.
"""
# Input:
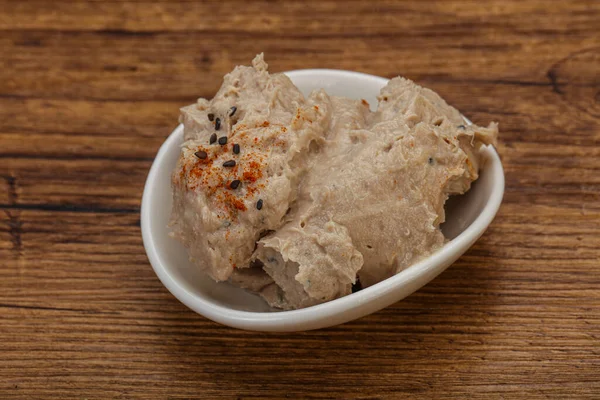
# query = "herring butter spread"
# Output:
<box><xmin>170</xmin><ymin>54</ymin><xmax>498</xmax><ymax>310</ymax></box>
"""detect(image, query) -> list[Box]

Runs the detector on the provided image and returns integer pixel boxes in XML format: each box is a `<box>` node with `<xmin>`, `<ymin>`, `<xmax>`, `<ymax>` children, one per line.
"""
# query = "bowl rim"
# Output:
<box><xmin>141</xmin><ymin>69</ymin><xmax>504</xmax><ymax>331</ymax></box>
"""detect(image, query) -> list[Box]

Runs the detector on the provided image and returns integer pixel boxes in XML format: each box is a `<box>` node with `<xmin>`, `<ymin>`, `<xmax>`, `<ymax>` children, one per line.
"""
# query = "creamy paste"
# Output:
<box><xmin>170</xmin><ymin>54</ymin><xmax>498</xmax><ymax>309</ymax></box>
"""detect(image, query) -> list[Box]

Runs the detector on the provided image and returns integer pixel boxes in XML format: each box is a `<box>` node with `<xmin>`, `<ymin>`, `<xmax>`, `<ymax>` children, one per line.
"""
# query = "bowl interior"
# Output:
<box><xmin>145</xmin><ymin>70</ymin><xmax>496</xmax><ymax>314</ymax></box>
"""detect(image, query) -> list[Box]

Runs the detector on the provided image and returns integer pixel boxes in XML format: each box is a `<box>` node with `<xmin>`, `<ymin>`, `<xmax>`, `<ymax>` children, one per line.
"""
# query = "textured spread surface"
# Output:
<box><xmin>172</xmin><ymin>56</ymin><xmax>497</xmax><ymax>309</ymax></box>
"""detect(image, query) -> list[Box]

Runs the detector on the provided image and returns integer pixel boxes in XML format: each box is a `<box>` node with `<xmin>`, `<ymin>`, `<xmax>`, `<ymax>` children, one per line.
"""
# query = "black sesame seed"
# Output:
<box><xmin>209</xmin><ymin>133</ymin><xmax>217</xmax><ymax>144</ymax></box>
<box><xmin>229</xmin><ymin>106</ymin><xmax>237</xmax><ymax>117</ymax></box>
<box><xmin>208</xmin><ymin>113</ymin><xmax>215</xmax><ymax>121</ymax></box>
<box><xmin>256</xmin><ymin>199</ymin><xmax>263</xmax><ymax>210</ymax></box>
<box><xmin>428</xmin><ymin>157</ymin><xmax>434</xmax><ymax>165</ymax></box>
<box><xmin>233</xmin><ymin>143</ymin><xmax>240</xmax><ymax>154</ymax></box>
<box><xmin>458</xmin><ymin>125</ymin><xmax>466</xmax><ymax>130</ymax></box>
<box><xmin>223</xmin><ymin>160</ymin><xmax>236</xmax><ymax>167</ymax></box>
<box><xmin>230</xmin><ymin>179</ymin><xmax>241</xmax><ymax>189</ymax></box>
<box><xmin>215</xmin><ymin>117</ymin><xmax>221</xmax><ymax>130</ymax></box>
<box><xmin>195</xmin><ymin>150</ymin><xmax>208</xmax><ymax>160</ymax></box>
<box><xmin>218</xmin><ymin>136</ymin><xmax>228</xmax><ymax>145</ymax></box>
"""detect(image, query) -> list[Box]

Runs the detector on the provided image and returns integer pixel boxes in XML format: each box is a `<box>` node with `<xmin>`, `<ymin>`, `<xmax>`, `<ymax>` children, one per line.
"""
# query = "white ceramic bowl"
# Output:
<box><xmin>141</xmin><ymin>69</ymin><xmax>504</xmax><ymax>332</ymax></box>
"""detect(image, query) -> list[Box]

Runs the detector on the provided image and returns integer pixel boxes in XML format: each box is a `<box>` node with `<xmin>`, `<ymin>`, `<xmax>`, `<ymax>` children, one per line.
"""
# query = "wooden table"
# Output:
<box><xmin>1</xmin><ymin>1</ymin><xmax>599</xmax><ymax>398</ymax></box>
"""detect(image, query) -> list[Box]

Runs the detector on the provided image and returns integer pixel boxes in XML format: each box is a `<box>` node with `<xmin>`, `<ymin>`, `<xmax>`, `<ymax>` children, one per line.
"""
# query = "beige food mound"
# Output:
<box><xmin>170</xmin><ymin>54</ymin><xmax>498</xmax><ymax>310</ymax></box>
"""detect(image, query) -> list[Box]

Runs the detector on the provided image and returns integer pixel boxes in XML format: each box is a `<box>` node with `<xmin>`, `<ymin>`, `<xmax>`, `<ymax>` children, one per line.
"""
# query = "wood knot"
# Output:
<box><xmin>547</xmin><ymin>47</ymin><xmax>600</xmax><ymax>118</ymax></box>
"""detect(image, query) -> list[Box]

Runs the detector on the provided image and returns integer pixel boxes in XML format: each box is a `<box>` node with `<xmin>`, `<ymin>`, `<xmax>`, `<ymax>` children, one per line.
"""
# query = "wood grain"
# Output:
<box><xmin>1</xmin><ymin>1</ymin><xmax>599</xmax><ymax>398</ymax></box>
